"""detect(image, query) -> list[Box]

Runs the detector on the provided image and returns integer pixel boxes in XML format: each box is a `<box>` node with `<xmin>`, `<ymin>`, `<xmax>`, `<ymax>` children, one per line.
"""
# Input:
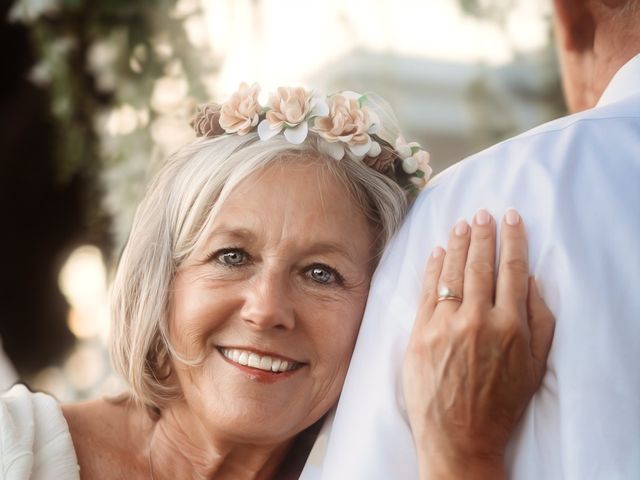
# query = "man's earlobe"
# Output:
<box><xmin>553</xmin><ymin>0</ymin><xmax>596</xmax><ymax>51</ymax></box>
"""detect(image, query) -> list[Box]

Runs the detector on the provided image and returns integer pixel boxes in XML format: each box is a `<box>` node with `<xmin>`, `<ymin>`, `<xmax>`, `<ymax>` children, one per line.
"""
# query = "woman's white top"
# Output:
<box><xmin>0</xmin><ymin>384</ymin><xmax>80</xmax><ymax>479</ymax></box>
<box><xmin>0</xmin><ymin>339</ymin><xmax>18</xmax><ymax>392</ymax></box>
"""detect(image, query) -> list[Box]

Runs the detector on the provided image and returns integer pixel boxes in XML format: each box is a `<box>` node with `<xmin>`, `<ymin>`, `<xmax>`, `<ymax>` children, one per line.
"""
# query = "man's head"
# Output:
<box><xmin>553</xmin><ymin>0</ymin><xmax>640</xmax><ymax>112</ymax></box>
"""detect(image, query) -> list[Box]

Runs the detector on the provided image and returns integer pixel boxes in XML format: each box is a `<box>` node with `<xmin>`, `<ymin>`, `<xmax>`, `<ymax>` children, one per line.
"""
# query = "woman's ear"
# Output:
<box><xmin>553</xmin><ymin>0</ymin><xmax>596</xmax><ymax>52</ymax></box>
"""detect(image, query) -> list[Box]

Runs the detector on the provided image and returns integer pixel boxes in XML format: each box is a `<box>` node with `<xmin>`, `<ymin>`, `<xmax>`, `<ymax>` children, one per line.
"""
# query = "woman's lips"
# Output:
<box><xmin>217</xmin><ymin>347</ymin><xmax>305</xmax><ymax>379</ymax></box>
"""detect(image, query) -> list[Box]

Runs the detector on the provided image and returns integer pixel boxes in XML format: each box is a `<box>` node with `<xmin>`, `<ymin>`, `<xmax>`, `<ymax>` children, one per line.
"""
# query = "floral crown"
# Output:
<box><xmin>190</xmin><ymin>82</ymin><xmax>432</xmax><ymax>195</ymax></box>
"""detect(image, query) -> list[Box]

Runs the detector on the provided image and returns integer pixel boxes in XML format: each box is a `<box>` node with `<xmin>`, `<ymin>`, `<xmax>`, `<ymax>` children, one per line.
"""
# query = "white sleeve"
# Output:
<box><xmin>0</xmin><ymin>384</ymin><xmax>80</xmax><ymax>480</ymax></box>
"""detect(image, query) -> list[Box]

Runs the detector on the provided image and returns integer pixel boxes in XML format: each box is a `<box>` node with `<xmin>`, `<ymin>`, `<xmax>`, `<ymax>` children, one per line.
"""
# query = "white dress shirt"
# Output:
<box><xmin>302</xmin><ymin>54</ymin><xmax>640</xmax><ymax>479</ymax></box>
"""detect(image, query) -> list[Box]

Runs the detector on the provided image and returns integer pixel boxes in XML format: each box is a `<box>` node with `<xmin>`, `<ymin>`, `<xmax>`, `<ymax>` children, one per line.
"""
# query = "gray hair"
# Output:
<box><xmin>110</xmin><ymin>132</ymin><xmax>409</xmax><ymax>410</ymax></box>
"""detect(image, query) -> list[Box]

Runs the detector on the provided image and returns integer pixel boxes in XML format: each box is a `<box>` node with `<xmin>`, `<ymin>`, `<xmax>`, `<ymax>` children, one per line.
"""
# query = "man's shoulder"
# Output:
<box><xmin>409</xmin><ymin>93</ymin><xmax>640</xmax><ymax>226</ymax></box>
<box><xmin>425</xmin><ymin>94</ymin><xmax>640</xmax><ymax>198</ymax></box>
<box><xmin>481</xmin><ymin>94</ymin><xmax>636</xmax><ymax>161</ymax></box>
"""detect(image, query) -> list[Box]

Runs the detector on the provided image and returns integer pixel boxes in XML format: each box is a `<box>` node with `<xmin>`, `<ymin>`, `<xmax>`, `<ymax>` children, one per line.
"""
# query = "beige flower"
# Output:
<box><xmin>266</xmin><ymin>87</ymin><xmax>313</xmax><ymax>127</ymax></box>
<box><xmin>313</xmin><ymin>94</ymin><xmax>373</xmax><ymax>146</ymax></box>
<box><xmin>219</xmin><ymin>83</ymin><xmax>261</xmax><ymax>135</ymax></box>
<box><xmin>312</xmin><ymin>93</ymin><xmax>381</xmax><ymax>160</ymax></box>
<box><xmin>258</xmin><ymin>87</ymin><xmax>328</xmax><ymax>144</ymax></box>
<box><xmin>190</xmin><ymin>102</ymin><xmax>225</xmax><ymax>137</ymax></box>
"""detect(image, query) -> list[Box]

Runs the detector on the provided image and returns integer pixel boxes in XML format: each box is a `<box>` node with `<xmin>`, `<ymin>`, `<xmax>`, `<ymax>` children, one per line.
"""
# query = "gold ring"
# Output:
<box><xmin>436</xmin><ymin>295</ymin><xmax>463</xmax><ymax>304</ymax></box>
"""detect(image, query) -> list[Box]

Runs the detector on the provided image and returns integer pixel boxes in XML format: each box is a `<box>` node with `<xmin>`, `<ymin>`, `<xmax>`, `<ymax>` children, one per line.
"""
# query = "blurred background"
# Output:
<box><xmin>0</xmin><ymin>0</ymin><xmax>565</xmax><ymax>401</ymax></box>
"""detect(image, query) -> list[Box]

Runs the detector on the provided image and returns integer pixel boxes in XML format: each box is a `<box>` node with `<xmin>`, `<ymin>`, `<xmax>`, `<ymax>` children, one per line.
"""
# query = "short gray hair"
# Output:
<box><xmin>110</xmin><ymin>132</ymin><xmax>409</xmax><ymax>410</ymax></box>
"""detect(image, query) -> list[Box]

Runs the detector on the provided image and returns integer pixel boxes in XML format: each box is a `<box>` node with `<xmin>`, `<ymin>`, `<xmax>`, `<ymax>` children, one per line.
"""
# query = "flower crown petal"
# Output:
<box><xmin>310</xmin><ymin>97</ymin><xmax>329</xmax><ymax>118</ymax></box>
<box><xmin>318</xmin><ymin>139</ymin><xmax>346</xmax><ymax>160</ymax></box>
<box><xmin>341</xmin><ymin>91</ymin><xmax>361</xmax><ymax>101</ymax></box>
<box><xmin>283</xmin><ymin>122</ymin><xmax>309</xmax><ymax>145</ymax></box>
<box><xmin>349</xmin><ymin>138</ymin><xmax>372</xmax><ymax>157</ymax></box>
<box><xmin>258</xmin><ymin>119</ymin><xmax>281</xmax><ymax>141</ymax></box>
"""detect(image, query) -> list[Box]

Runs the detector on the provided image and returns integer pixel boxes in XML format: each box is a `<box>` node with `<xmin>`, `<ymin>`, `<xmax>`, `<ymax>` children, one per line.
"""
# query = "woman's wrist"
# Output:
<box><xmin>416</xmin><ymin>444</ymin><xmax>506</xmax><ymax>480</ymax></box>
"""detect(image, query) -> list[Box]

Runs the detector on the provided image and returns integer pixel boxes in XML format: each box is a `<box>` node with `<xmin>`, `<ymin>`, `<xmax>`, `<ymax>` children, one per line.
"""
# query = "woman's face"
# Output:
<box><xmin>169</xmin><ymin>157</ymin><xmax>376</xmax><ymax>444</ymax></box>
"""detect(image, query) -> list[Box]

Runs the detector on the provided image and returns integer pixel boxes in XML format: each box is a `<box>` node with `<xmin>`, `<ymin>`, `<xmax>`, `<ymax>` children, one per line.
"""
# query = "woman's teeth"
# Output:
<box><xmin>219</xmin><ymin>348</ymin><xmax>299</xmax><ymax>373</ymax></box>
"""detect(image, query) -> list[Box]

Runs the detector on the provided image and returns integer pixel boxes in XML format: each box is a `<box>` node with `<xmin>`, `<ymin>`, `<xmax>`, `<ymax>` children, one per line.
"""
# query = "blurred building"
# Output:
<box><xmin>310</xmin><ymin>49</ymin><xmax>563</xmax><ymax>173</ymax></box>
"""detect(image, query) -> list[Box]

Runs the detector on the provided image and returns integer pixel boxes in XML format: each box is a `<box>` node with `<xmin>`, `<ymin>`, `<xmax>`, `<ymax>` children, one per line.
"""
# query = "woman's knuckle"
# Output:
<box><xmin>501</xmin><ymin>257</ymin><xmax>528</xmax><ymax>274</ymax></box>
<box><xmin>495</xmin><ymin>313</ymin><xmax>525</xmax><ymax>337</ymax></box>
<box><xmin>457</xmin><ymin>310</ymin><xmax>484</xmax><ymax>333</ymax></box>
<box><xmin>467</xmin><ymin>259</ymin><xmax>494</xmax><ymax>276</ymax></box>
<box><xmin>440</xmin><ymin>272</ymin><xmax>462</xmax><ymax>287</ymax></box>
<box><xmin>472</xmin><ymin>227</ymin><xmax>493</xmax><ymax>241</ymax></box>
<box><xmin>448</xmin><ymin>237</ymin><xmax>468</xmax><ymax>252</ymax></box>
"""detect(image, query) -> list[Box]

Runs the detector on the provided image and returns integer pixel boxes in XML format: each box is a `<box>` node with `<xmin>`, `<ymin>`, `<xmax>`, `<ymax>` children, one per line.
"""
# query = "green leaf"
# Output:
<box><xmin>415</xmin><ymin>169</ymin><xmax>425</xmax><ymax>178</ymax></box>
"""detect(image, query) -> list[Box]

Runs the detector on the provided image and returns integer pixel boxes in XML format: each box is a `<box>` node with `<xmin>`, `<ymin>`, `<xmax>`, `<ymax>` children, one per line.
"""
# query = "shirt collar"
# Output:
<box><xmin>597</xmin><ymin>54</ymin><xmax>640</xmax><ymax>107</ymax></box>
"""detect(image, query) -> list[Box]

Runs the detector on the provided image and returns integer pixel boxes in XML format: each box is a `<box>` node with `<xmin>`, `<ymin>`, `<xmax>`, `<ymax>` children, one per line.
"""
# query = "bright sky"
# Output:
<box><xmin>201</xmin><ymin>0</ymin><xmax>551</xmax><ymax>95</ymax></box>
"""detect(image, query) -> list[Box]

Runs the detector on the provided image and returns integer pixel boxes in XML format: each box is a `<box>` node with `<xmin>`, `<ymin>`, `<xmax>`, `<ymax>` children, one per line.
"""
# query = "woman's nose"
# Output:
<box><xmin>240</xmin><ymin>271</ymin><xmax>295</xmax><ymax>331</ymax></box>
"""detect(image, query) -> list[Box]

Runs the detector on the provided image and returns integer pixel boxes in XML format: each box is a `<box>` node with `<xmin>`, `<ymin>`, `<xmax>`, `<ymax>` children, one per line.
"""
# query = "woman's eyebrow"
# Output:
<box><xmin>208</xmin><ymin>227</ymin><xmax>257</xmax><ymax>243</ymax></box>
<box><xmin>304</xmin><ymin>241</ymin><xmax>358</xmax><ymax>264</ymax></box>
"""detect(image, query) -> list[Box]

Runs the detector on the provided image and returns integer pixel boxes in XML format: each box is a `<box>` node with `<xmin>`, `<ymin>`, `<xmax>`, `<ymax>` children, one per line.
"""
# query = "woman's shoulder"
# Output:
<box><xmin>62</xmin><ymin>394</ymin><xmax>151</xmax><ymax>479</ymax></box>
<box><xmin>0</xmin><ymin>383</ymin><xmax>80</xmax><ymax>479</ymax></box>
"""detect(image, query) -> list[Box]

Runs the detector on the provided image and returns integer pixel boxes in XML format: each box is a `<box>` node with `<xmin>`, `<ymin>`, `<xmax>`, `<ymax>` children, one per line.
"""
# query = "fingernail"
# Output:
<box><xmin>432</xmin><ymin>246</ymin><xmax>445</xmax><ymax>258</ymax></box>
<box><xmin>454</xmin><ymin>219</ymin><xmax>469</xmax><ymax>236</ymax></box>
<box><xmin>475</xmin><ymin>208</ymin><xmax>491</xmax><ymax>226</ymax></box>
<box><xmin>505</xmin><ymin>208</ymin><xmax>520</xmax><ymax>226</ymax></box>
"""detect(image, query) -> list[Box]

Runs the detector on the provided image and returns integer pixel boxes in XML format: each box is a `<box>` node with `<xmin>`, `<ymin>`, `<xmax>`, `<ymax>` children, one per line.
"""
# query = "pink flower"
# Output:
<box><xmin>218</xmin><ymin>83</ymin><xmax>261</xmax><ymax>135</ymax></box>
<box><xmin>257</xmin><ymin>87</ymin><xmax>328</xmax><ymax>144</ymax></box>
<box><xmin>312</xmin><ymin>92</ymin><xmax>379</xmax><ymax>160</ymax></box>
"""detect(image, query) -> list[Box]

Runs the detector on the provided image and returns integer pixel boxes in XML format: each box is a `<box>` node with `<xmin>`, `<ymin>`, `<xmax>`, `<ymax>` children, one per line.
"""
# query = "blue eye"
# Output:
<box><xmin>307</xmin><ymin>264</ymin><xmax>341</xmax><ymax>284</ymax></box>
<box><xmin>216</xmin><ymin>249</ymin><xmax>247</xmax><ymax>266</ymax></box>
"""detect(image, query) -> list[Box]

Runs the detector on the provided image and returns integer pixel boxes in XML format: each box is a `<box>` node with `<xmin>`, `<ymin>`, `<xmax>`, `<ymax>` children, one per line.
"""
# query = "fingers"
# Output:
<box><xmin>436</xmin><ymin>219</ymin><xmax>471</xmax><ymax>312</ymax></box>
<box><xmin>417</xmin><ymin>246</ymin><xmax>446</xmax><ymax>323</ymax></box>
<box><xmin>463</xmin><ymin>209</ymin><xmax>497</xmax><ymax>308</ymax></box>
<box><xmin>526</xmin><ymin>277</ymin><xmax>555</xmax><ymax>382</ymax></box>
<box><xmin>495</xmin><ymin>208</ymin><xmax>529</xmax><ymax>315</ymax></box>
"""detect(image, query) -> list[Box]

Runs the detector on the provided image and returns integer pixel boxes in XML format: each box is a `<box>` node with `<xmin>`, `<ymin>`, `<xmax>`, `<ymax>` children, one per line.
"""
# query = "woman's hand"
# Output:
<box><xmin>402</xmin><ymin>209</ymin><xmax>555</xmax><ymax>480</ymax></box>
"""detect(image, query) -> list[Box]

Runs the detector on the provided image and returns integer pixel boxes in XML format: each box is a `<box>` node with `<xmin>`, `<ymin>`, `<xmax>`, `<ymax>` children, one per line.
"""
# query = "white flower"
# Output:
<box><xmin>395</xmin><ymin>136</ymin><xmax>412</xmax><ymax>159</ymax></box>
<box><xmin>402</xmin><ymin>156</ymin><xmax>418</xmax><ymax>174</ymax></box>
<box><xmin>367</xmin><ymin>141</ymin><xmax>382</xmax><ymax>157</ymax></box>
<box><xmin>412</xmin><ymin>149</ymin><xmax>431</xmax><ymax>169</ymax></box>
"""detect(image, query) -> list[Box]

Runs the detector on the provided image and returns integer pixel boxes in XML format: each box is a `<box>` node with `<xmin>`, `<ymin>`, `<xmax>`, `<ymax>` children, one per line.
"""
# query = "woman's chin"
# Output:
<box><xmin>183</xmin><ymin>356</ymin><xmax>330</xmax><ymax>442</ymax></box>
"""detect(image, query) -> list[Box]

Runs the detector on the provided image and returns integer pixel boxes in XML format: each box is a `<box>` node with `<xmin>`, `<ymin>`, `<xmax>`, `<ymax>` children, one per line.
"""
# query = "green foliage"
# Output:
<box><xmin>458</xmin><ymin>0</ymin><xmax>517</xmax><ymax>25</ymax></box>
<box><xmin>11</xmin><ymin>0</ymin><xmax>219</xmax><ymax>247</ymax></box>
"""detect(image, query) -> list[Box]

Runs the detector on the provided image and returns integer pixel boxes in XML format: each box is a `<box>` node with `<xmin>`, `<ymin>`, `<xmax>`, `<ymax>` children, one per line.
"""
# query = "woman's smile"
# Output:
<box><xmin>217</xmin><ymin>346</ymin><xmax>306</xmax><ymax>383</ymax></box>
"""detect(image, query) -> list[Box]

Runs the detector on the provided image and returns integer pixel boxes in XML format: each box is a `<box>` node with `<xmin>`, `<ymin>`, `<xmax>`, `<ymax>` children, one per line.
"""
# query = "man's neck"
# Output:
<box><xmin>592</xmin><ymin>16</ymin><xmax>640</xmax><ymax>96</ymax></box>
<box><xmin>571</xmin><ymin>20</ymin><xmax>640</xmax><ymax>110</ymax></box>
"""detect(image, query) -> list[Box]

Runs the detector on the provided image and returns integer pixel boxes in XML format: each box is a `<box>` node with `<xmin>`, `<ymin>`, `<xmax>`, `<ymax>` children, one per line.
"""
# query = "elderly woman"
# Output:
<box><xmin>0</xmin><ymin>84</ymin><xmax>553</xmax><ymax>479</ymax></box>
